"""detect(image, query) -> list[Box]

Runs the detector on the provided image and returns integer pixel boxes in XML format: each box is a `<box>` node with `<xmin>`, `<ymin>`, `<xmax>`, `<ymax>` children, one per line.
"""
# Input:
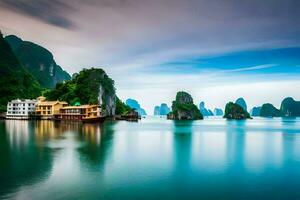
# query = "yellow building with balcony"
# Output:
<box><xmin>54</xmin><ymin>104</ymin><xmax>104</xmax><ymax>122</ymax></box>
<box><xmin>35</xmin><ymin>96</ymin><xmax>68</xmax><ymax>119</ymax></box>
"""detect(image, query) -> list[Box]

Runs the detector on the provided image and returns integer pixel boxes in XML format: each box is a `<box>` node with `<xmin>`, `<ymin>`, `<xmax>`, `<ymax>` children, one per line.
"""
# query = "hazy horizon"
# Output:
<box><xmin>1</xmin><ymin>0</ymin><xmax>300</xmax><ymax>113</ymax></box>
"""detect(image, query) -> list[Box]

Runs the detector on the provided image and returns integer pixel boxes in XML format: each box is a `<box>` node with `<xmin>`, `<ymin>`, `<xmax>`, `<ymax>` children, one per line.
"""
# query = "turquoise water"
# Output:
<box><xmin>1</xmin><ymin>117</ymin><xmax>300</xmax><ymax>199</ymax></box>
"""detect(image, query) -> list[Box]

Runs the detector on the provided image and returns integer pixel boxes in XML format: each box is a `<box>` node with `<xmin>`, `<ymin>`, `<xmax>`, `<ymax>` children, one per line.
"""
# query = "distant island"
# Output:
<box><xmin>154</xmin><ymin>103</ymin><xmax>170</xmax><ymax>115</ymax></box>
<box><xmin>126</xmin><ymin>99</ymin><xmax>147</xmax><ymax>116</ymax></box>
<box><xmin>167</xmin><ymin>91</ymin><xmax>203</xmax><ymax>120</ymax></box>
<box><xmin>250</xmin><ymin>106</ymin><xmax>261</xmax><ymax>116</ymax></box>
<box><xmin>199</xmin><ymin>101</ymin><xmax>213</xmax><ymax>116</ymax></box>
<box><xmin>253</xmin><ymin>97</ymin><xmax>300</xmax><ymax>117</ymax></box>
<box><xmin>214</xmin><ymin>108</ymin><xmax>224</xmax><ymax>116</ymax></box>
<box><xmin>280</xmin><ymin>97</ymin><xmax>300</xmax><ymax>117</ymax></box>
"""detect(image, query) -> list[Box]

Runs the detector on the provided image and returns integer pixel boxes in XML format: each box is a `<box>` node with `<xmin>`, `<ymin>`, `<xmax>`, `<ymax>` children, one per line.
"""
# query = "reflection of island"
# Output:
<box><xmin>77</xmin><ymin>121</ymin><xmax>115</xmax><ymax>167</ymax></box>
<box><xmin>0</xmin><ymin>120</ymin><xmax>54</xmax><ymax>198</ymax></box>
<box><xmin>225</xmin><ymin>120</ymin><xmax>246</xmax><ymax>170</ymax></box>
<box><xmin>172</xmin><ymin>121</ymin><xmax>193</xmax><ymax>173</ymax></box>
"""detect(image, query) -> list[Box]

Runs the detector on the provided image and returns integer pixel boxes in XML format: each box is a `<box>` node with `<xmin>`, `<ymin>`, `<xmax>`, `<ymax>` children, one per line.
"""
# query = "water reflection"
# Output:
<box><xmin>225</xmin><ymin>120</ymin><xmax>246</xmax><ymax>171</ymax></box>
<box><xmin>2</xmin><ymin>118</ymin><xmax>300</xmax><ymax>199</ymax></box>
<box><xmin>77</xmin><ymin>121</ymin><xmax>114</xmax><ymax>168</ymax></box>
<box><xmin>0</xmin><ymin>120</ymin><xmax>115</xmax><ymax>199</ymax></box>
<box><xmin>172</xmin><ymin>120</ymin><xmax>193</xmax><ymax>172</ymax></box>
<box><xmin>5</xmin><ymin>120</ymin><xmax>30</xmax><ymax>148</ymax></box>
<box><xmin>0</xmin><ymin>120</ymin><xmax>54</xmax><ymax>199</ymax></box>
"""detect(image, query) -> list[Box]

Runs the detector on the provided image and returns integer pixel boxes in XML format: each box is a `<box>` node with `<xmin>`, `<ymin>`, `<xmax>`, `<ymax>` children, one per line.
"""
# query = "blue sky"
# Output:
<box><xmin>0</xmin><ymin>0</ymin><xmax>300</xmax><ymax>113</ymax></box>
<box><xmin>146</xmin><ymin>47</ymin><xmax>300</xmax><ymax>75</ymax></box>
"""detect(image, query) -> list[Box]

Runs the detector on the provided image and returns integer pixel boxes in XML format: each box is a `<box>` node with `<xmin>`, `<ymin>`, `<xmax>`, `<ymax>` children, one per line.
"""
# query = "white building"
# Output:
<box><xmin>6</xmin><ymin>99</ymin><xmax>37</xmax><ymax>119</ymax></box>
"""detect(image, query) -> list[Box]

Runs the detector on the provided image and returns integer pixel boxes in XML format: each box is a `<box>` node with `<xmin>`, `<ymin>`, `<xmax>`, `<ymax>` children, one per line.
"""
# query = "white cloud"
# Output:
<box><xmin>223</xmin><ymin>64</ymin><xmax>277</xmax><ymax>72</ymax></box>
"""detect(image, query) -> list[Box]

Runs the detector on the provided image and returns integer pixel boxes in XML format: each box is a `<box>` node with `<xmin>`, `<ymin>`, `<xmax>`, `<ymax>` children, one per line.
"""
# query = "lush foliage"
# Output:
<box><xmin>44</xmin><ymin>68</ymin><xmax>114</xmax><ymax>104</ymax></box>
<box><xmin>5</xmin><ymin>35</ymin><xmax>70</xmax><ymax>88</ymax></box>
<box><xmin>116</xmin><ymin>97</ymin><xmax>132</xmax><ymax>115</ymax></box>
<box><xmin>260</xmin><ymin>103</ymin><xmax>281</xmax><ymax>117</ymax></box>
<box><xmin>169</xmin><ymin>91</ymin><xmax>203</xmax><ymax>120</ymax></box>
<box><xmin>224</xmin><ymin>102</ymin><xmax>251</xmax><ymax>119</ymax></box>
<box><xmin>175</xmin><ymin>91</ymin><xmax>193</xmax><ymax>104</ymax></box>
<box><xmin>0</xmin><ymin>31</ymin><xmax>42</xmax><ymax>112</ymax></box>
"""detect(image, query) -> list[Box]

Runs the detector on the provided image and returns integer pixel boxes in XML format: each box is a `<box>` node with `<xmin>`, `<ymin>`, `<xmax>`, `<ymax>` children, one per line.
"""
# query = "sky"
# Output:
<box><xmin>0</xmin><ymin>0</ymin><xmax>300</xmax><ymax>114</ymax></box>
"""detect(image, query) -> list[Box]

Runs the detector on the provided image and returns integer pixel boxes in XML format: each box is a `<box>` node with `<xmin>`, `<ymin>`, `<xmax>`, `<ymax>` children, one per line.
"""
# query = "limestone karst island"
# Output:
<box><xmin>1</xmin><ymin>1</ymin><xmax>300</xmax><ymax>200</ymax></box>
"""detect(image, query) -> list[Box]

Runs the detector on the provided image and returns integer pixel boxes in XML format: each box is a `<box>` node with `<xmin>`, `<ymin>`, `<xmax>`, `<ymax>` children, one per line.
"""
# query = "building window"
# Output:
<box><xmin>48</xmin><ymin>111</ymin><xmax>51</xmax><ymax>114</ymax></box>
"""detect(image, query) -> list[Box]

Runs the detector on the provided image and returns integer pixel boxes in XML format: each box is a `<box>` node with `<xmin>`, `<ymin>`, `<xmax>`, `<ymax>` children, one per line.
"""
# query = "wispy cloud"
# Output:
<box><xmin>224</xmin><ymin>64</ymin><xmax>277</xmax><ymax>72</ymax></box>
<box><xmin>0</xmin><ymin>0</ymin><xmax>76</xmax><ymax>29</ymax></box>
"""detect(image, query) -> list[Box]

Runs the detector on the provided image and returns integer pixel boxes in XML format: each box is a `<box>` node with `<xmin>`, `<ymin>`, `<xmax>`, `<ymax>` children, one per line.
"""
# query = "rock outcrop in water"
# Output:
<box><xmin>260</xmin><ymin>103</ymin><xmax>281</xmax><ymax>117</ymax></box>
<box><xmin>126</xmin><ymin>98</ymin><xmax>147</xmax><ymax>116</ymax></box>
<box><xmin>235</xmin><ymin>97</ymin><xmax>247</xmax><ymax>112</ymax></box>
<box><xmin>154</xmin><ymin>103</ymin><xmax>171</xmax><ymax>115</ymax></box>
<box><xmin>199</xmin><ymin>101</ymin><xmax>214</xmax><ymax>116</ymax></box>
<box><xmin>250</xmin><ymin>106</ymin><xmax>261</xmax><ymax>116</ymax></box>
<box><xmin>280</xmin><ymin>97</ymin><xmax>300</xmax><ymax>117</ymax></box>
<box><xmin>167</xmin><ymin>91</ymin><xmax>203</xmax><ymax>120</ymax></box>
<box><xmin>224</xmin><ymin>102</ymin><xmax>251</xmax><ymax>119</ymax></box>
<box><xmin>214</xmin><ymin>108</ymin><xmax>224</xmax><ymax>116</ymax></box>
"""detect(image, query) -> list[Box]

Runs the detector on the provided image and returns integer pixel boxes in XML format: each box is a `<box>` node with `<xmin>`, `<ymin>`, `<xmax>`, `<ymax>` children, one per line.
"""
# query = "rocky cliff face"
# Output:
<box><xmin>99</xmin><ymin>84</ymin><xmax>116</xmax><ymax>116</ymax></box>
<box><xmin>168</xmin><ymin>91</ymin><xmax>203</xmax><ymax>120</ymax></box>
<box><xmin>5</xmin><ymin>35</ymin><xmax>70</xmax><ymax>88</ymax></box>
<box><xmin>104</xmin><ymin>93</ymin><xmax>116</xmax><ymax>116</ymax></box>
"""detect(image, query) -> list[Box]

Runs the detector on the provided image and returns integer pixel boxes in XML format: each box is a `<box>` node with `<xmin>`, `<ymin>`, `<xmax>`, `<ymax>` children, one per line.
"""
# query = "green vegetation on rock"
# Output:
<box><xmin>224</xmin><ymin>102</ymin><xmax>251</xmax><ymax>119</ymax></box>
<box><xmin>116</xmin><ymin>97</ymin><xmax>132</xmax><ymax>115</ymax></box>
<box><xmin>44</xmin><ymin>68</ymin><xmax>129</xmax><ymax>116</ymax></box>
<box><xmin>168</xmin><ymin>91</ymin><xmax>203</xmax><ymax>120</ymax></box>
<box><xmin>5</xmin><ymin>35</ymin><xmax>71</xmax><ymax>88</ymax></box>
<box><xmin>0</xmin><ymin>31</ymin><xmax>42</xmax><ymax>112</ymax></box>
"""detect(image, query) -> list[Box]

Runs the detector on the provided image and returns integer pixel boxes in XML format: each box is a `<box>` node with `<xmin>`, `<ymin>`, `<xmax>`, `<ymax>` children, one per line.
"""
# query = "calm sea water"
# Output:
<box><xmin>1</xmin><ymin>116</ymin><xmax>300</xmax><ymax>199</ymax></box>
